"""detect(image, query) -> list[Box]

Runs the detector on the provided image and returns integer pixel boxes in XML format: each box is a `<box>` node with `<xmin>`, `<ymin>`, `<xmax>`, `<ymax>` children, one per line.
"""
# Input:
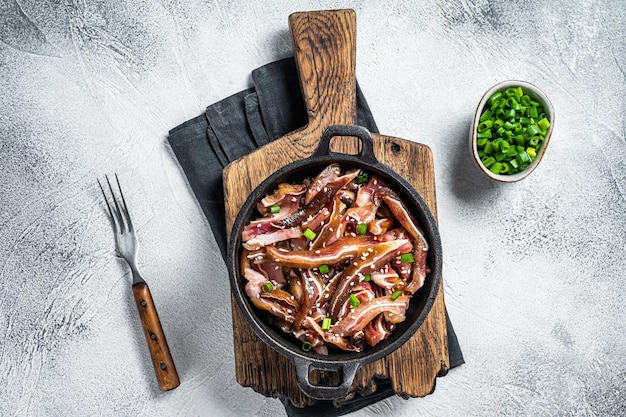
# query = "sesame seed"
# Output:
<box><xmin>315</xmin><ymin>250</ymin><xmax>321</xmax><ymax>254</ymax></box>
<box><xmin>367</xmin><ymin>248</ymin><xmax>373</xmax><ymax>252</ymax></box>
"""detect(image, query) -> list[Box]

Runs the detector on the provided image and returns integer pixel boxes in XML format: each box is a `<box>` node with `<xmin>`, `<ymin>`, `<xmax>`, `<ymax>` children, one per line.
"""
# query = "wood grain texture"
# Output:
<box><xmin>132</xmin><ymin>282</ymin><xmax>180</xmax><ymax>392</ymax></box>
<box><xmin>223</xmin><ymin>9</ymin><xmax>448</xmax><ymax>408</ymax></box>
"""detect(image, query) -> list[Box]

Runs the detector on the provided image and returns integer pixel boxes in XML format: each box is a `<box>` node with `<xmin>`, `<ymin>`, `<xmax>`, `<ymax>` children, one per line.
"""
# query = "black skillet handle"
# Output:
<box><xmin>312</xmin><ymin>124</ymin><xmax>378</xmax><ymax>164</ymax></box>
<box><xmin>294</xmin><ymin>358</ymin><xmax>360</xmax><ymax>400</ymax></box>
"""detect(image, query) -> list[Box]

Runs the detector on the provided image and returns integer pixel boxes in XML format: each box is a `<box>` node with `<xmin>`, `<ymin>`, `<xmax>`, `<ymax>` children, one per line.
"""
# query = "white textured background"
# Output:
<box><xmin>1</xmin><ymin>1</ymin><xmax>625</xmax><ymax>416</ymax></box>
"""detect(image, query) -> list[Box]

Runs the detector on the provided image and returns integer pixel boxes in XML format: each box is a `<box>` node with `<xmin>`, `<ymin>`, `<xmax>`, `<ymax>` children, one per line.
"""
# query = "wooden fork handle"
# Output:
<box><xmin>132</xmin><ymin>282</ymin><xmax>180</xmax><ymax>391</ymax></box>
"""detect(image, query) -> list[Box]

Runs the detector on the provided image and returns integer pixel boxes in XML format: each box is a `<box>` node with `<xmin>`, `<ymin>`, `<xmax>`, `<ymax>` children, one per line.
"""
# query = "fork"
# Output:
<box><xmin>98</xmin><ymin>174</ymin><xmax>180</xmax><ymax>392</ymax></box>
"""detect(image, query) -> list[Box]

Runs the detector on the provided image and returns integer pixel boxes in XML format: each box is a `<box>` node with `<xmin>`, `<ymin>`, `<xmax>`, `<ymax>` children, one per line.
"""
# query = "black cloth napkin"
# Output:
<box><xmin>168</xmin><ymin>57</ymin><xmax>464</xmax><ymax>416</ymax></box>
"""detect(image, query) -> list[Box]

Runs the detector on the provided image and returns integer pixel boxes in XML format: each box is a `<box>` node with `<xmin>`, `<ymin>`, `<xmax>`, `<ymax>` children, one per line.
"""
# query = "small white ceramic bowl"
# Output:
<box><xmin>470</xmin><ymin>80</ymin><xmax>555</xmax><ymax>182</ymax></box>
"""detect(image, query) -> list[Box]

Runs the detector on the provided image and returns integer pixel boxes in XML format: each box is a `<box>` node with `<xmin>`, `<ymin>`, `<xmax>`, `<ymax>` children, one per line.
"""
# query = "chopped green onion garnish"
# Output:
<box><xmin>488</xmin><ymin>91</ymin><xmax>502</xmax><ymax>105</ymax></box>
<box><xmin>478</xmin><ymin>120</ymin><xmax>493</xmax><ymax>131</ymax></box>
<box><xmin>526</xmin><ymin>125</ymin><xmax>539</xmax><ymax>137</ymax></box>
<box><xmin>490</xmin><ymin>162</ymin><xmax>503</xmax><ymax>174</ymax></box>
<box><xmin>364</xmin><ymin>274</ymin><xmax>371</xmax><ymax>282</ymax></box>
<box><xmin>517</xmin><ymin>150</ymin><xmax>531</xmax><ymax>164</ymax></box>
<box><xmin>357</xmin><ymin>222</ymin><xmax>367</xmax><ymax>235</ymax></box>
<box><xmin>321</xmin><ymin>318</ymin><xmax>332</xmax><ymax>330</ymax></box>
<box><xmin>270</xmin><ymin>205</ymin><xmax>280</xmax><ymax>214</ymax></box>
<box><xmin>475</xmin><ymin>86</ymin><xmax>550</xmax><ymax>175</ymax></box>
<box><xmin>390</xmin><ymin>290</ymin><xmax>403</xmax><ymax>301</ymax></box>
<box><xmin>479</xmin><ymin>109</ymin><xmax>492</xmax><ymax>122</ymax></box>
<box><xmin>262</xmin><ymin>282</ymin><xmax>274</xmax><ymax>293</ymax></box>
<box><xmin>303</xmin><ymin>228</ymin><xmax>316</xmax><ymax>241</ymax></box>
<box><xmin>400</xmin><ymin>253</ymin><xmax>414</xmax><ymax>263</ymax></box>
<box><xmin>477</xmin><ymin>129</ymin><xmax>492</xmax><ymax>139</ymax></box>
<box><xmin>302</xmin><ymin>341</ymin><xmax>312</xmax><ymax>352</ymax></box>
<box><xmin>357</xmin><ymin>173</ymin><xmax>369</xmax><ymax>183</ymax></box>
<box><xmin>481</xmin><ymin>156</ymin><xmax>496</xmax><ymax>168</ymax></box>
<box><xmin>276</xmin><ymin>241</ymin><xmax>286</xmax><ymax>247</ymax></box>
<box><xmin>349</xmin><ymin>293</ymin><xmax>360</xmax><ymax>309</ymax></box>
<box><xmin>538</xmin><ymin>117</ymin><xmax>550</xmax><ymax>131</ymax></box>
<box><xmin>319</xmin><ymin>264</ymin><xmax>329</xmax><ymax>274</ymax></box>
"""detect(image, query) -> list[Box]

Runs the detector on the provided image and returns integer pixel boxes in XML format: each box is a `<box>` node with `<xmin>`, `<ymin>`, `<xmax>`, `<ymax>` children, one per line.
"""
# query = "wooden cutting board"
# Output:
<box><xmin>223</xmin><ymin>9</ymin><xmax>449</xmax><ymax>408</ymax></box>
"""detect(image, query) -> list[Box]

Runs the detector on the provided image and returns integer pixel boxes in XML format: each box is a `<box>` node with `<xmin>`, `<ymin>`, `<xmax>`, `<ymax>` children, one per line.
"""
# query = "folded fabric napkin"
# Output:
<box><xmin>168</xmin><ymin>57</ymin><xmax>464</xmax><ymax>416</ymax></box>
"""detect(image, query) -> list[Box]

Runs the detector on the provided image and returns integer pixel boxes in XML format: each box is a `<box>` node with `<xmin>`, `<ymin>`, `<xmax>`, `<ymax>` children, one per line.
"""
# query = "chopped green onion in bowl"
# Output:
<box><xmin>471</xmin><ymin>80</ymin><xmax>554</xmax><ymax>182</ymax></box>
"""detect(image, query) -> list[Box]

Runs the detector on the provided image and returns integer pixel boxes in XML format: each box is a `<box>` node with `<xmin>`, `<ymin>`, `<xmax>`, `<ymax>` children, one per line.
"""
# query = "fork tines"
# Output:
<box><xmin>98</xmin><ymin>174</ymin><xmax>134</xmax><ymax>234</ymax></box>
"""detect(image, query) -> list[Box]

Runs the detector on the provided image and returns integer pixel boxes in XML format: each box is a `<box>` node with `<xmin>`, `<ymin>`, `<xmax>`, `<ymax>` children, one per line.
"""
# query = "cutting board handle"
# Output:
<box><xmin>288</xmin><ymin>9</ymin><xmax>357</xmax><ymax>132</ymax></box>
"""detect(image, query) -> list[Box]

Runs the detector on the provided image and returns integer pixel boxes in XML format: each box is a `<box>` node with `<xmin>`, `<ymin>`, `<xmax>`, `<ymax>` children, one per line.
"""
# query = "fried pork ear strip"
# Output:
<box><xmin>257</xmin><ymin>183</ymin><xmax>306</xmax><ymax>214</ymax></box>
<box><xmin>243</xmin><ymin>227</ymin><xmax>303</xmax><ymax>251</ymax></box>
<box><xmin>310</xmin><ymin>190</ymin><xmax>354</xmax><ymax>249</ymax></box>
<box><xmin>265</xmin><ymin>235</ymin><xmax>383</xmax><ymax>268</ymax></box>
<box><xmin>364</xmin><ymin>314</ymin><xmax>395</xmax><ymax>347</ymax></box>
<box><xmin>369</xmin><ymin>265</ymin><xmax>404</xmax><ymax>292</ymax></box>
<box><xmin>275</xmin><ymin>168</ymin><xmax>359</xmax><ymax>229</ymax></box>
<box><xmin>305</xmin><ymin>163</ymin><xmax>342</xmax><ymax>204</ymax></box>
<box><xmin>243</xmin><ymin>186</ymin><xmax>305</xmax><ymax>241</ymax></box>
<box><xmin>329</xmin><ymin>295</ymin><xmax>410</xmax><ymax>338</ymax></box>
<box><xmin>377</xmin><ymin>187</ymin><xmax>430</xmax><ymax>293</ymax></box>
<box><xmin>303</xmin><ymin>316</ymin><xmax>361</xmax><ymax>352</ymax></box>
<box><xmin>292</xmin><ymin>269</ymin><xmax>324</xmax><ymax>331</ymax></box>
<box><xmin>329</xmin><ymin>239</ymin><xmax>412</xmax><ymax>320</ymax></box>
<box><xmin>354</xmin><ymin>175</ymin><xmax>388</xmax><ymax>207</ymax></box>
<box><xmin>243</xmin><ymin>268</ymin><xmax>299</xmax><ymax>323</ymax></box>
